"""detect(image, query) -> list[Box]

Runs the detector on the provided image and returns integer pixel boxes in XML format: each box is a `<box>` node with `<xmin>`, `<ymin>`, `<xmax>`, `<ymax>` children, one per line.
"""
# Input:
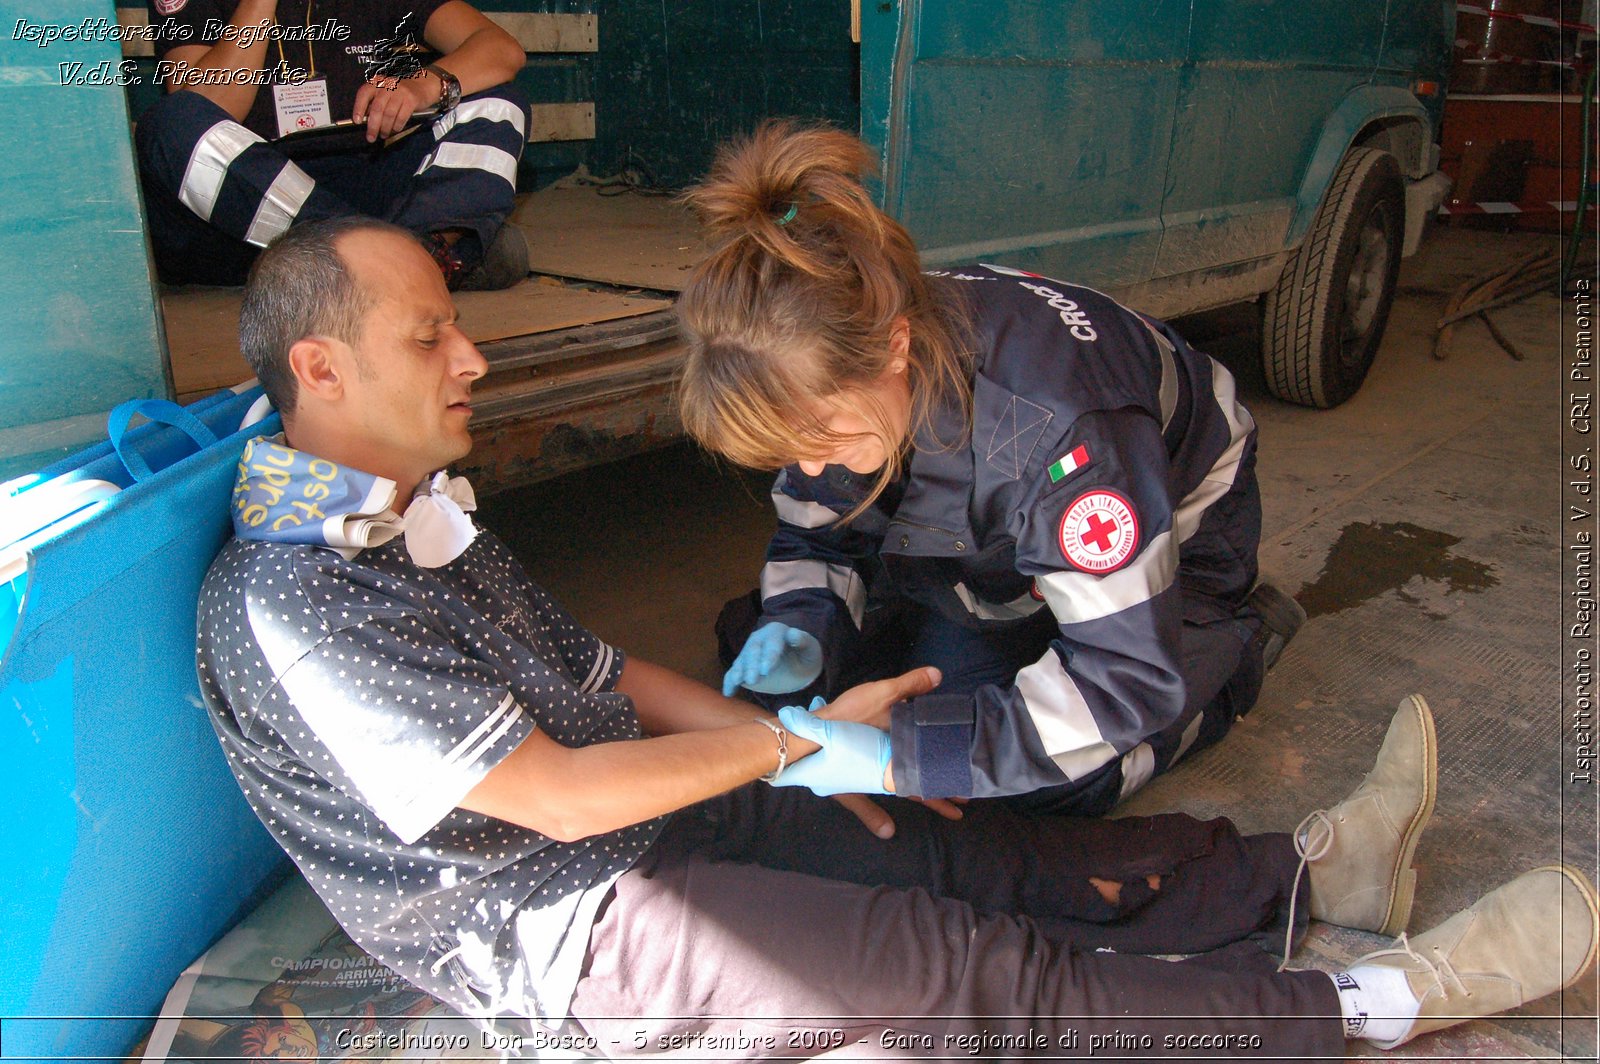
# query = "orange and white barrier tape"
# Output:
<box><xmin>1441</xmin><ymin>198</ymin><xmax>1595</xmax><ymax>216</ymax></box>
<box><xmin>1457</xmin><ymin>3</ymin><xmax>1596</xmax><ymax>35</ymax></box>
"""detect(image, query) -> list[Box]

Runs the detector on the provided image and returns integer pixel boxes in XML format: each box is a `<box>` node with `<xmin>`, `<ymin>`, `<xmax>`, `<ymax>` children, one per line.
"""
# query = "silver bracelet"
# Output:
<box><xmin>752</xmin><ymin>718</ymin><xmax>788</xmax><ymax>783</ymax></box>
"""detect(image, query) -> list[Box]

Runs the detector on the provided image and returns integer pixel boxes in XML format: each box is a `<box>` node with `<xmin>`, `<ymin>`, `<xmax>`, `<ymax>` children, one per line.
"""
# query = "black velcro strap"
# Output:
<box><xmin>911</xmin><ymin>694</ymin><xmax>974</xmax><ymax>797</ymax></box>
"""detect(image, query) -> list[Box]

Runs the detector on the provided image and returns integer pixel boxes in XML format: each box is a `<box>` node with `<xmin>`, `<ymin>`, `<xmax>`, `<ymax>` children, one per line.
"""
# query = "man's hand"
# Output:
<box><xmin>829</xmin><ymin>793</ymin><xmax>964</xmax><ymax>840</ymax></box>
<box><xmin>721</xmin><ymin>622</ymin><xmax>823</xmax><ymax>696</ymax></box>
<box><xmin>815</xmin><ymin>665</ymin><xmax>941</xmax><ymax>731</ymax></box>
<box><xmin>353</xmin><ymin>74</ymin><xmax>437</xmax><ymax>142</ymax></box>
<box><xmin>806</xmin><ymin>667</ymin><xmax>961</xmax><ymax>811</ymax></box>
<box><xmin>611</xmin><ymin>658</ymin><xmax>955</xmax><ymax>839</ymax></box>
<box><xmin>830</xmin><ymin>794</ymin><xmax>899</xmax><ymax>839</ymax></box>
<box><xmin>771</xmin><ymin>707</ymin><xmax>890</xmax><ymax>796</ymax></box>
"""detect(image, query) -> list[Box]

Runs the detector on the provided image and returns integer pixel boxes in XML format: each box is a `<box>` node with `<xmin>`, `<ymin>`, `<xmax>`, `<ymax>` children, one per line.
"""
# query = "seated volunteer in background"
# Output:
<box><xmin>196</xmin><ymin>215</ymin><xmax>1596</xmax><ymax>1057</ymax></box>
<box><xmin>680</xmin><ymin>120</ymin><xmax>1307</xmax><ymax>815</ymax></box>
<box><xmin>138</xmin><ymin>0</ymin><xmax>529</xmax><ymax>290</ymax></box>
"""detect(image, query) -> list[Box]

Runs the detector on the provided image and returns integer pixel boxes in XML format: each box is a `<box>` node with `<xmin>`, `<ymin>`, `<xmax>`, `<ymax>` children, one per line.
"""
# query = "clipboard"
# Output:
<box><xmin>271</xmin><ymin>109</ymin><xmax>440</xmax><ymax>159</ymax></box>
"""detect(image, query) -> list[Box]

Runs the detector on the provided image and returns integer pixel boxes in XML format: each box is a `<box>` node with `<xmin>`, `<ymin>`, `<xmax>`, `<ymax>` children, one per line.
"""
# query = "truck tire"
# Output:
<box><xmin>1262</xmin><ymin>147</ymin><xmax>1404</xmax><ymax>408</ymax></box>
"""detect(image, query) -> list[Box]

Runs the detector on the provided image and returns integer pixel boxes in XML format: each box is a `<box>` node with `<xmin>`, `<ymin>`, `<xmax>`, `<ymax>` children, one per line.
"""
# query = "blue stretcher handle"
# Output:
<box><xmin>107</xmin><ymin>399</ymin><xmax>219</xmax><ymax>484</ymax></box>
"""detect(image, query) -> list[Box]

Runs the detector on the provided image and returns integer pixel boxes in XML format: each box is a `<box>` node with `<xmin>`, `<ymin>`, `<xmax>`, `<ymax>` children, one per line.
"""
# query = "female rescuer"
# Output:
<box><xmin>676</xmin><ymin>121</ymin><xmax>1304</xmax><ymax>813</ymax></box>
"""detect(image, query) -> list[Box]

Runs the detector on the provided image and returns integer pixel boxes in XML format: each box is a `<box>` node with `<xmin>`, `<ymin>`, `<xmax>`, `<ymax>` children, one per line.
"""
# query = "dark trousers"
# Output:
<box><xmin>134</xmin><ymin>86</ymin><xmax>527</xmax><ymax>284</ymax></box>
<box><xmin>570</xmin><ymin>786</ymin><xmax>1342</xmax><ymax>1060</ymax></box>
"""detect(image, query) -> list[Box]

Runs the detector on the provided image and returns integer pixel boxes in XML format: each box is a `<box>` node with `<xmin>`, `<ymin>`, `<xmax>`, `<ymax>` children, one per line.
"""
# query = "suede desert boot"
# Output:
<box><xmin>1355</xmin><ymin>864</ymin><xmax>1599</xmax><ymax>1049</ymax></box>
<box><xmin>1302</xmin><ymin>693</ymin><xmax>1437</xmax><ymax>936</ymax></box>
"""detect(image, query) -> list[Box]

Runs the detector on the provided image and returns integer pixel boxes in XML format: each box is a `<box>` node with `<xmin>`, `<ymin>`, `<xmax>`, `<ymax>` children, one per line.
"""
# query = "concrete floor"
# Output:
<box><xmin>478</xmin><ymin>226</ymin><xmax>1597</xmax><ymax>1061</ymax></box>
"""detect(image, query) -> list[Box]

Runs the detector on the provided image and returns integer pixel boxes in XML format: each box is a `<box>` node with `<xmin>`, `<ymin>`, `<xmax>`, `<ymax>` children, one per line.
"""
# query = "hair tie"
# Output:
<box><xmin>775</xmin><ymin>202</ymin><xmax>799</xmax><ymax>227</ymax></box>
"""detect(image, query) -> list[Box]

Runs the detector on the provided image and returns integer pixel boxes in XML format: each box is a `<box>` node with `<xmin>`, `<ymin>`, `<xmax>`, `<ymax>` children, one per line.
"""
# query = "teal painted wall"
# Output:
<box><xmin>0</xmin><ymin>0</ymin><xmax>169</xmax><ymax>480</ymax></box>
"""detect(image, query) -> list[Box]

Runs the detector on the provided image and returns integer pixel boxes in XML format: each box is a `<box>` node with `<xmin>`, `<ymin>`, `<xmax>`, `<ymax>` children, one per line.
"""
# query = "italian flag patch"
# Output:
<box><xmin>1047</xmin><ymin>444</ymin><xmax>1090</xmax><ymax>483</ymax></box>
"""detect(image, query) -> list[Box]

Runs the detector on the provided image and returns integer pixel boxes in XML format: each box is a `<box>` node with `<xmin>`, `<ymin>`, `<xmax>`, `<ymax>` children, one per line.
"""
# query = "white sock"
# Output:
<box><xmin>1330</xmin><ymin>965</ymin><xmax>1421</xmax><ymax>1046</ymax></box>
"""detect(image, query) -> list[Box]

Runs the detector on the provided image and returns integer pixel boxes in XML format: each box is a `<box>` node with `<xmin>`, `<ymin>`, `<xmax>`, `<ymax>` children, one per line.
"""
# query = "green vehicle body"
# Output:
<box><xmin>862</xmin><ymin>0</ymin><xmax>1451</xmax><ymax>319</ymax></box>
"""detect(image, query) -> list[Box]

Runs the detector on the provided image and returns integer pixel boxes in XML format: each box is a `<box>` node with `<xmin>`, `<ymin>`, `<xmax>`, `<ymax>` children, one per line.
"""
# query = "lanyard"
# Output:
<box><xmin>272</xmin><ymin>0</ymin><xmax>318</xmax><ymax>79</ymax></box>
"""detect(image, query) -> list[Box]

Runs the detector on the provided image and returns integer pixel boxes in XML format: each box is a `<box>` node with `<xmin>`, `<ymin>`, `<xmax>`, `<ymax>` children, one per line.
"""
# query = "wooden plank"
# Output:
<box><xmin>164</xmin><ymin>269</ymin><xmax>671</xmax><ymax>399</ymax></box>
<box><xmin>456</xmin><ymin>273</ymin><xmax>669</xmax><ymax>345</ymax></box>
<box><xmin>486</xmin><ymin>12</ymin><xmax>598</xmax><ymax>53</ymax></box>
<box><xmin>510</xmin><ymin>182</ymin><xmax>709</xmax><ymax>292</ymax></box>
<box><xmin>528</xmin><ymin>101</ymin><xmax>594</xmax><ymax>143</ymax></box>
<box><xmin>120</xmin><ymin>9</ymin><xmax>599</xmax><ymax>58</ymax></box>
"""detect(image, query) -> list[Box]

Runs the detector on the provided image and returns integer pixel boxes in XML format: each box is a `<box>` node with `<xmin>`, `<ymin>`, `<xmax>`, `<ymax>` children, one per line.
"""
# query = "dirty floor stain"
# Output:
<box><xmin>1297</xmin><ymin>521</ymin><xmax>1498</xmax><ymax>619</ymax></box>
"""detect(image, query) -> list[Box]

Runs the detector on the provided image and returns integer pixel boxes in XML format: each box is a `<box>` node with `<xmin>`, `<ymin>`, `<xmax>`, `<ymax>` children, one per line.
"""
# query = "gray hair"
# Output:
<box><xmin>238</xmin><ymin>216</ymin><xmax>419</xmax><ymax>417</ymax></box>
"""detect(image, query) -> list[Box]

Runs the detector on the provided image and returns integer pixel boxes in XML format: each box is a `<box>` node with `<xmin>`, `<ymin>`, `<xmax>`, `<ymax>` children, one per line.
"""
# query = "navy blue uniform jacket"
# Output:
<box><xmin>757</xmin><ymin>266</ymin><xmax>1258</xmax><ymax>799</ymax></box>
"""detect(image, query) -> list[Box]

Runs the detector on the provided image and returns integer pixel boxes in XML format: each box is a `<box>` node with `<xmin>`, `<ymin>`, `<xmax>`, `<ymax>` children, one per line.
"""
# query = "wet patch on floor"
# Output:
<box><xmin>1297</xmin><ymin>521</ymin><xmax>1498</xmax><ymax>620</ymax></box>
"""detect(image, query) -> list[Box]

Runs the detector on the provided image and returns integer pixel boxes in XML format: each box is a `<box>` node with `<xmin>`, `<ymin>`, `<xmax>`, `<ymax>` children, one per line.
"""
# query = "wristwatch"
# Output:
<box><xmin>426</xmin><ymin>64</ymin><xmax>461</xmax><ymax>113</ymax></box>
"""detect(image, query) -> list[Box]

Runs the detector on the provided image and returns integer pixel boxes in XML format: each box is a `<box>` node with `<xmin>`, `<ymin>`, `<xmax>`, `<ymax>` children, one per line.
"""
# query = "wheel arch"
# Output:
<box><xmin>1287</xmin><ymin>87</ymin><xmax>1435</xmax><ymax>246</ymax></box>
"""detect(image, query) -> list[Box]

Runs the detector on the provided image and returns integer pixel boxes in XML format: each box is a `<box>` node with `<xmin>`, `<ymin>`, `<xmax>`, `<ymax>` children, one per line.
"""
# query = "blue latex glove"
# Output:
<box><xmin>770</xmin><ymin>704</ymin><xmax>891</xmax><ymax>796</ymax></box>
<box><xmin>721</xmin><ymin>622</ymin><xmax>823</xmax><ymax>697</ymax></box>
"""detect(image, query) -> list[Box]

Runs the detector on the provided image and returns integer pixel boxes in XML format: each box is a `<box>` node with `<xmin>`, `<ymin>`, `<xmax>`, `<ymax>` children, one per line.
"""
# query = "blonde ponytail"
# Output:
<box><xmin>677</xmin><ymin>120</ymin><xmax>973</xmax><ymax>517</ymax></box>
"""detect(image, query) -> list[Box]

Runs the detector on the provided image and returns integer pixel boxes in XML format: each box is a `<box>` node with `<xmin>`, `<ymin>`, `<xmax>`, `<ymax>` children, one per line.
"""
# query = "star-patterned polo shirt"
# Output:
<box><xmin>196</xmin><ymin>527</ymin><xmax>661</xmax><ymax>1023</ymax></box>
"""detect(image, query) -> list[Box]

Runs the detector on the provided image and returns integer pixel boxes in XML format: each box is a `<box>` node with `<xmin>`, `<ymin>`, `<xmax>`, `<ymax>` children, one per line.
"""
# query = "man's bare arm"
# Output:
<box><xmin>616</xmin><ymin>657</ymin><xmax>780</xmax><ymax>736</ymax></box>
<box><xmin>353</xmin><ymin>2</ymin><xmax>526</xmax><ymax>141</ymax></box>
<box><xmin>459</xmin><ymin>666</ymin><xmax>942</xmax><ymax>842</ymax></box>
<box><xmin>458</xmin><ymin>719</ymin><xmax>796</xmax><ymax>843</ymax></box>
<box><xmin>420</xmin><ymin>2</ymin><xmax>526</xmax><ymax>97</ymax></box>
<box><xmin>620</xmin><ymin>656</ymin><xmax>957</xmax><ymax>836</ymax></box>
<box><xmin>158</xmin><ymin>0</ymin><xmax>280</xmax><ymax>119</ymax></box>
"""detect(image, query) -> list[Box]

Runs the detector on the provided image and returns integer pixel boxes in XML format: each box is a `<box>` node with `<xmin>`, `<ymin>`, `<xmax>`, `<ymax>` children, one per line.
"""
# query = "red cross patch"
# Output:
<box><xmin>1058</xmin><ymin>490</ymin><xmax>1140</xmax><ymax>573</ymax></box>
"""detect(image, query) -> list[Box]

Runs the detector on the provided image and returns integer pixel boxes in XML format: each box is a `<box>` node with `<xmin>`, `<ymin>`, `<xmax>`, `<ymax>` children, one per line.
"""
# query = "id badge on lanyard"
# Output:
<box><xmin>273</xmin><ymin>76</ymin><xmax>332</xmax><ymax>136</ymax></box>
<box><xmin>271</xmin><ymin>2</ymin><xmax>329</xmax><ymax>136</ymax></box>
